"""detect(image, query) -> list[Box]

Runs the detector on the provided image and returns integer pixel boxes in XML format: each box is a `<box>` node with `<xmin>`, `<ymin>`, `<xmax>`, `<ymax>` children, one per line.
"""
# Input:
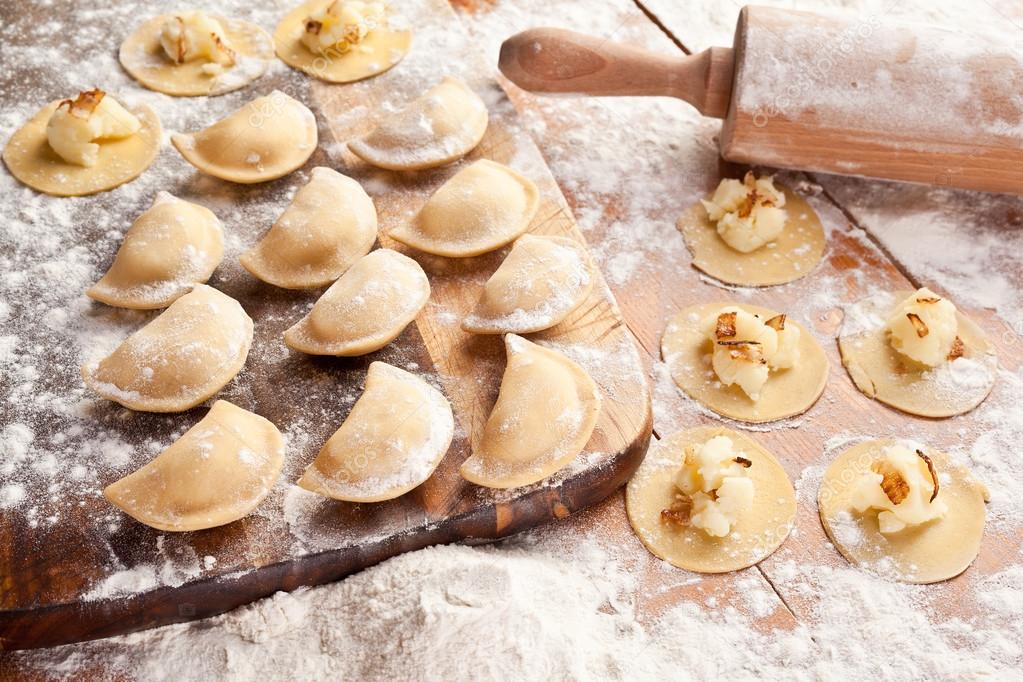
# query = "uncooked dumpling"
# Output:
<box><xmin>462</xmin><ymin>234</ymin><xmax>593</xmax><ymax>334</ymax></box>
<box><xmin>390</xmin><ymin>159</ymin><xmax>540</xmax><ymax>257</ymax></box>
<box><xmin>87</xmin><ymin>192</ymin><xmax>224</xmax><ymax>309</ymax></box>
<box><xmin>120</xmin><ymin>12</ymin><xmax>274</xmax><ymax>96</ymax></box>
<box><xmin>172</xmin><ymin>90</ymin><xmax>318</xmax><ymax>183</ymax></box>
<box><xmin>240</xmin><ymin>167</ymin><xmax>377</xmax><ymax>288</ymax></box>
<box><xmin>349</xmin><ymin>76</ymin><xmax>488</xmax><ymax>171</ymax></box>
<box><xmin>661</xmin><ymin>302</ymin><xmax>828</xmax><ymax>423</ymax></box>
<box><xmin>626</xmin><ymin>425</ymin><xmax>796</xmax><ymax>573</ymax></box>
<box><xmin>82</xmin><ymin>285</ymin><xmax>253</xmax><ymax>412</ymax></box>
<box><xmin>284</xmin><ymin>249</ymin><xmax>429</xmax><ymax>356</ymax></box>
<box><xmin>838</xmin><ymin>289</ymin><xmax>997</xmax><ymax>418</ymax></box>
<box><xmin>2</xmin><ymin>89</ymin><xmax>161</xmax><ymax>197</ymax></box>
<box><xmin>818</xmin><ymin>439</ymin><xmax>989</xmax><ymax>584</ymax></box>
<box><xmin>460</xmin><ymin>334</ymin><xmax>602</xmax><ymax>489</ymax></box>
<box><xmin>274</xmin><ymin>0</ymin><xmax>412</xmax><ymax>84</ymax></box>
<box><xmin>104</xmin><ymin>400</ymin><xmax>284</xmax><ymax>531</ymax></box>
<box><xmin>298</xmin><ymin>362</ymin><xmax>454</xmax><ymax>502</ymax></box>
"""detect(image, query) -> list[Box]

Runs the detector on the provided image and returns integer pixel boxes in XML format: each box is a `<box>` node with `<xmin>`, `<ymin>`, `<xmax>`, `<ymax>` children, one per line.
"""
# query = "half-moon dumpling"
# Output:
<box><xmin>284</xmin><ymin>249</ymin><xmax>429</xmax><ymax>356</ymax></box>
<box><xmin>349</xmin><ymin>76</ymin><xmax>488</xmax><ymax>171</ymax></box>
<box><xmin>240</xmin><ymin>167</ymin><xmax>377</xmax><ymax>288</ymax></box>
<box><xmin>171</xmin><ymin>90</ymin><xmax>318</xmax><ymax>183</ymax></box>
<box><xmin>462</xmin><ymin>234</ymin><xmax>594</xmax><ymax>334</ymax></box>
<box><xmin>274</xmin><ymin>0</ymin><xmax>412</xmax><ymax>84</ymax></box>
<box><xmin>87</xmin><ymin>192</ymin><xmax>224</xmax><ymax>309</ymax></box>
<box><xmin>119</xmin><ymin>12</ymin><xmax>274</xmax><ymax>96</ymax></box>
<box><xmin>298</xmin><ymin>362</ymin><xmax>454</xmax><ymax>502</ymax></box>
<box><xmin>460</xmin><ymin>334</ymin><xmax>602</xmax><ymax>489</ymax></box>
<box><xmin>104</xmin><ymin>400</ymin><xmax>284</xmax><ymax>531</ymax></box>
<box><xmin>2</xmin><ymin>90</ymin><xmax>161</xmax><ymax>197</ymax></box>
<box><xmin>82</xmin><ymin>285</ymin><xmax>253</xmax><ymax>412</ymax></box>
<box><xmin>390</xmin><ymin>160</ymin><xmax>540</xmax><ymax>258</ymax></box>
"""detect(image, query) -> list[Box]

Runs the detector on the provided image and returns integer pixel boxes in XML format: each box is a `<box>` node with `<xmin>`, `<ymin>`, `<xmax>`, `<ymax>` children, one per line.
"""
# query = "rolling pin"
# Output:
<box><xmin>498</xmin><ymin>6</ymin><xmax>1023</xmax><ymax>196</ymax></box>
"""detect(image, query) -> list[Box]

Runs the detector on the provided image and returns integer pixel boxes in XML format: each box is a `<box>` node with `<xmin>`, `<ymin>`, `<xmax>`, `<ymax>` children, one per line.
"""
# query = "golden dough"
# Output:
<box><xmin>349</xmin><ymin>76</ymin><xmax>488</xmax><ymax>171</ymax></box>
<box><xmin>838</xmin><ymin>291</ymin><xmax>997</xmax><ymax>418</ymax></box>
<box><xmin>462</xmin><ymin>234</ymin><xmax>594</xmax><ymax>334</ymax></box>
<box><xmin>284</xmin><ymin>249</ymin><xmax>429</xmax><ymax>356</ymax></box>
<box><xmin>171</xmin><ymin>90</ymin><xmax>317</xmax><ymax>184</ymax></box>
<box><xmin>240</xmin><ymin>167</ymin><xmax>377</xmax><ymax>289</ymax></box>
<box><xmin>119</xmin><ymin>14</ymin><xmax>273</xmax><ymax>96</ymax></box>
<box><xmin>82</xmin><ymin>285</ymin><xmax>253</xmax><ymax>412</ymax></box>
<box><xmin>626</xmin><ymin>426</ymin><xmax>796</xmax><ymax>573</ymax></box>
<box><xmin>2</xmin><ymin>99</ymin><xmax>161</xmax><ymax>197</ymax></box>
<box><xmin>104</xmin><ymin>400</ymin><xmax>284</xmax><ymax>531</ymax></box>
<box><xmin>87</xmin><ymin>192</ymin><xmax>224</xmax><ymax>309</ymax></box>
<box><xmin>818</xmin><ymin>439</ymin><xmax>989</xmax><ymax>584</ymax></box>
<box><xmin>460</xmin><ymin>334</ymin><xmax>602</xmax><ymax>489</ymax></box>
<box><xmin>662</xmin><ymin>302</ymin><xmax>829</xmax><ymax>423</ymax></box>
<box><xmin>298</xmin><ymin>362</ymin><xmax>454</xmax><ymax>502</ymax></box>
<box><xmin>391</xmin><ymin>160</ymin><xmax>540</xmax><ymax>258</ymax></box>
<box><xmin>678</xmin><ymin>184</ymin><xmax>825</xmax><ymax>286</ymax></box>
<box><xmin>274</xmin><ymin>0</ymin><xmax>411</xmax><ymax>84</ymax></box>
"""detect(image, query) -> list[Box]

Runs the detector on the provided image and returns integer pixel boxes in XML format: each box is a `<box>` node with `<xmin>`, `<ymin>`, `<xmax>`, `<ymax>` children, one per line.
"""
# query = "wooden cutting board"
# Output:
<box><xmin>0</xmin><ymin>0</ymin><xmax>651</xmax><ymax>650</ymax></box>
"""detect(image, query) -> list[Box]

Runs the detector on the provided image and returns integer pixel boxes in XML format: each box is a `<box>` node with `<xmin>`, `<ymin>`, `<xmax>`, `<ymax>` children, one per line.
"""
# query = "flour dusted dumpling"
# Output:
<box><xmin>838</xmin><ymin>288</ymin><xmax>997</xmax><ymax>418</ymax></box>
<box><xmin>284</xmin><ymin>249</ymin><xmax>429</xmax><ymax>356</ymax></box>
<box><xmin>120</xmin><ymin>12</ymin><xmax>273</xmax><ymax>96</ymax></box>
<box><xmin>274</xmin><ymin>0</ymin><xmax>412</xmax><ymax>84</ymax></box>
<box><xmin>391</xmin><ymin>160</ymin><xmax>540</xmax><ymax>257</ymax></box>
<box><xmin>462</xmin><ymin>235</ymin><xmax>593</xmax><ymax>334</ymax></box>
<box><xmin>240</xmin><ymin>167</ymin><xmax>377</xmax><ymax>289</ymax></box>
<box><xmin>819</xmin><ymin>439</ymin><xmax>989</xmax><ymax>584</ymax></box>
<box><xmin>172</xmin><ymin>90</ymin><xmax>318</xmax><ymax>183</ymax></box>
<box><xmin>349</xmin><ymin>76</ymin><xmax>488</xmax><ymax>171</ymax></box>
<box><xmin>298</xmin><ymin>362</ymin><xmax>453</xmax><ymax>502</ymax></box>
<box><xmin>460</xmin><ymin>335</ymin><xmax>602</xmax><ymax>489</ymax></box>
<box><xmin>82</xmin><ymin>285</ymin><xmax>253</xmax><ymax>412</ymax></box>
<box><xmin>104</xmin><ymin>400</ymin><xmax>284</xmax><ymax>531</ymax></box>
<box><xmin>87</xmin><ymin>192</ymin><xmax>224</xmax><ymax>309</ymax></box>
<box><xmin>2</xmin><ymin>89</ymin><xmax>161</xmax><ymax>196</ymax></box>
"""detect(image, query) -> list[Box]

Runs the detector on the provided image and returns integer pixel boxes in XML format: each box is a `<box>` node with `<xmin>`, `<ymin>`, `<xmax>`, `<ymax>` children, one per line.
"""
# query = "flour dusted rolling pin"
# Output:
<box><xmin>499</xmin><ymin>6</ymin><xmax>1023</xmax><ymax>196</ymax></box>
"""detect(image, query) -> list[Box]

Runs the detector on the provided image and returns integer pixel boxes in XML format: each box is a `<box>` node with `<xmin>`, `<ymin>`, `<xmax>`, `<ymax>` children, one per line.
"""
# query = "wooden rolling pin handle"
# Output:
<box><xmin>499</xmin><ymin>27</ymin><xmax>735</xmax><ymax>119</ymax></box>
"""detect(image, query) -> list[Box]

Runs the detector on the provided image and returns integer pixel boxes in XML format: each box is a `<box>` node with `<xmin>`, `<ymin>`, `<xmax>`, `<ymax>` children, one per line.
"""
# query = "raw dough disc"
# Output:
<box><xmin>2</xmin><ymin>100</ymin><xmax>161</xmax><ymax>197</ymax></box>
<box><xmin>661</xmin><ymin>302</ymin><xmax>829</xmax><ymax>423</ymax></box>
<box><xmin>818</xmin><ymin>438</ymin><xmax>989</xmax><ymax>584</ymax></box>
<box><xmin>119</xmin><ymin>15</ymin><xmax>274</xmax><ymax>97</ymax></box>
<box><xmin>678</xmin><ymin>184</ymin><xmax>825</xmax><ymax>286</ymax></box>
<box><xmin>838</xmin><ymin>291</ymin><xmax>997</xmax><ymax>418</ymax></box>
<box><xmin>273</xmin><ymin>0</ymin><xmax>411</xmax><ymax>84</ymax></box>
<box><xmin>626</xmin><ymin>425</ymin><xmax>796</xmax><ymax>573</ymax></box>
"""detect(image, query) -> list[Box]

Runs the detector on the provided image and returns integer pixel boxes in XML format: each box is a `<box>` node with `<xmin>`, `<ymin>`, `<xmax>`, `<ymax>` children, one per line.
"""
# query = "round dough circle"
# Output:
<box><xmin>661</xmin><ymin>302</ymin><xmax>829</xmax><ymax>423</ymax></box>
<box><xmin>838</xmin><ymin>291</ymin><xmax>997</xmax><ymax>418</ymax></box>
<box><xmin>2</xmin><ymin>99</ymin><xmax>161</xmax><ymax>197</ymax></box>
<box><xmin>678</xmin><ymin>184</ymin><xmax>825</xmax><ymax>287</ymax></box>
<box><xmin>119</xmin><ymin>14</ymin><xmax>274</xmax><ymax>96</ymax></box>
<box><xmin>274</xmin><ymin>0</ymin><xmax>411</xmax><ymax>84</ymax></box>
<box><xmin>818</xmin><ymin>438</ymin><xmax>989</xmax><ymax>584</ymax></box>
<box><xmin>626</xmin><ymin>425</ymin><xmax>796</xmax><ymax>573</ymax></box>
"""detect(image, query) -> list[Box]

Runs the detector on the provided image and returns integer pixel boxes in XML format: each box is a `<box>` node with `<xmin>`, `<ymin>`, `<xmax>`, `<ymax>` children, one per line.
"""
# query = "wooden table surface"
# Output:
<box><xmin>5</xmin><ymin>0</ymin><xmax>1023</xmax><ymax>676</ymax></box>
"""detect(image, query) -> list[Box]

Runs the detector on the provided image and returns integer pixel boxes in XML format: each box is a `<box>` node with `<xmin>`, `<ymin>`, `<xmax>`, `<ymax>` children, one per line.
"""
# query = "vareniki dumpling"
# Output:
<box><xmin>391</xmin><ymin>160</ymin><xmax>540</xmax><ymax>257</ymax></box>
<box><xmin>241</xmin><ymin>167</ymin><xmax>377</xmax><ymax>288</ymax></box>
<box><xmin>284</xmin><ymin>249</ymin><xmax>430</xmax><ymax>356</ymax></box>
<box><xmin>172</xmin><ymin>90</ymin><xmax>318</xmax><ymax>183</ymax></box>
<box><xmin>349</xmin><ymin>76</ymin><xmax>489</xmax><ymax>171</ymax></box>
<box><xmin>462</xmin><ymin>234</ymin><xmax>593</xmax><ymax>334</ymax></box>
<box><xmin>88</xmin><ymin>192</ymin><xmax>224</xmax><ymax>309</ymax></box>
<box><xmin>460</xmin><ymin>334</ymin><xmax>602</xmax><ymax>489</ymax></box>
<box><xmin>104</xmin><ymin>400</ymin><xmax>285</xmax><ymax>531</ymax></box>
<box><xmin>119</xmin><ymin>12</ymin><xmax>274</xmax><ymax>96</ymax></box>
<box><xmin>298</xmin><ymin>362</ymin><xmax>454</xmax><ymax>502</ymax></box>
<box><xmin>82</xmin><ymin>285</ymin><xmax>254</xmax><ymax>412</ymax></box>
